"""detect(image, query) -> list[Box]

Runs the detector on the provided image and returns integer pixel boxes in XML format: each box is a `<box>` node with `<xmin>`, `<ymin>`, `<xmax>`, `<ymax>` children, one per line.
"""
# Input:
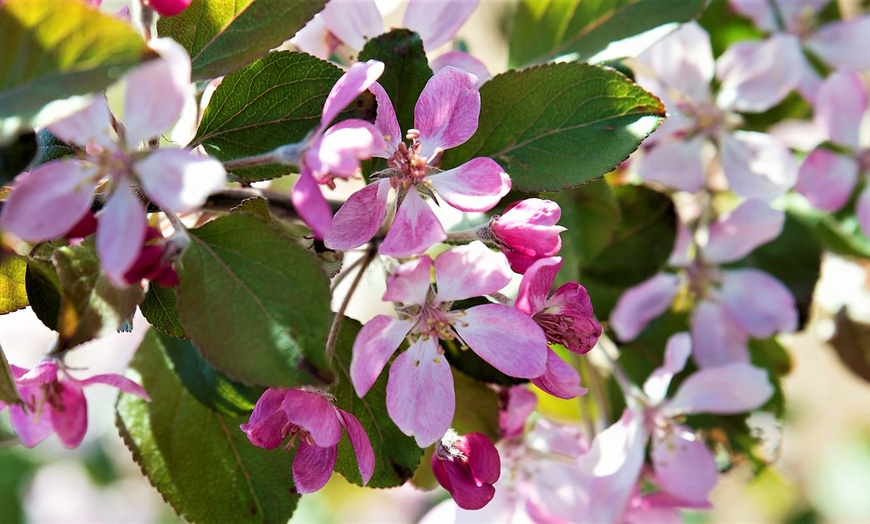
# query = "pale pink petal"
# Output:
<box><xmin>9</xmin><ymin>403</ymin><xmax>52</xmax><ymax>448</ymax></box>
<box><xmin>857</xmin><ymin>186</ymin><xmax>870</xmax><ymax>238</ymax></box>
<box><xmin>636</xmin><ymin>22</ymin><xmax>715</xmax><ymax>101</ymax></box>
<box><xmin>368</xmin><ymin>82</ymin><xmax>402</xmax><ymax>155</ymax></box>
<box><xmin>291</xmin><ymin>14</ymin><xmax>334</xmax><ymax>60</ymax></box>
<box><xmin>293</xmin><ymin>441</ymin><xmax>337</xmax><ymax>494</ymax></box>
<box><xmin>321</xmin><ymin>0</ymin><xmax>383</xmax><ymax>51</ymax></box>
<box><xmin>637</xmin><ymin>138</ymin><xmax>706</xmax><ymax>193</ymax></box>
<box><xmin>379</xmin><ymin>190</ymin><xmax>446</xmax><ymax>257</ymax></box>
<box><xmin>124</xmin><ymin>38</ymin><xmax>190</xmax><ymax>146</ymax></box>
<box><xmin>806</xmin><ymin>16</ymin><xmax>870</xmax><ymax>71</ymax></box>
<box><xmin>610</xmin><ymin>273</ymin><xmax>681</xmax><ymax>342</ymax></box>
<box><xmin>720</xmin><ymin>130</ymin><xmax>797</xmax><ymax>201</ymax></box>
<box><xmin>325</xmin><ymin>179</ymin><xmax>391</xmax><ymax>250</ymax></box>
<box><xmin>642</xmin><ymin>332</ymin><xmax>691</xmax><ymax>405</ymax></box>
<box><xmin>306</xmin><ymin>120</ymin><xmax>387</xmax><ymax>179</ymax></box>
<box><xmin>430</xmin><ymin>51</ymin><xmax>491</xmax><ymax>84</ymax></box>
<box><xmin>240</xmin><ymin>388</ymin><xmax>291</xmax><ymax>450</ymax></box>
<box><xmin>136</xmin><ymin>148</ymin><xmax>226</xmax><ymax>213</ymax></box>
<box><xmin>668</xmin><ymin>221</ymin><xmax>693</xmax><ymax>267</ymax></box>
<box><xmin>531</xmin><ymin>348</ymin><xmax>588</xmax><ymax>400</ymax></box>
<box><xmin>96</xmin><ymin>183</ymin><xmax>147</xmax><ymax>287</ymax></box>
<box><xmin>814</xmin><ymin>71</ymin><xmax>867</xmax><ymax>149</ymax></box>
<box><xmin>0</xmin><ymin>161</ymin><xmax>99</xmax><ymax>242</ymax></box>
<box><xmin>74</xmin><ymin>373</ymin><xmax>150</xmax><ymax>400</ymax></box>
<box><xmin>428</xmin><ymin>157</ymin><xmax>510</xmax><ymax>212</ymax></box>
<box><xmin>386</xmin><ymin>337</ymin><xmax>455</xmax><ymax>447</ymax></box>
<box><xmin>415</xmin><ymin>67</ymin><xmax>480</xmax><ymax>159</ymax></box>
<box><xmin>663</xmin><ymin>363</ymin><xmax>773</xmax><ymax>415</ymax></box>
<box><xmin>498</xmin><ymin>385</ymin><xmax>537</xmax><ymax>439</ymax></box>
<box><xmin>690</xmin><ymin>300</ymin><xmax>750</xmax><ymax>368</ymax></box>
<box><xmin>337</xmin><ymin>409</ymin><xmax>375</xmax><ymax>485</ymax></box>
<box><xmin>47</xmin><ymin>97</ymin><xmax>115</xmax><ymax>150</ymax></box>
<box><xmin>16</xmin><ymin>360</ymin><xmax>59</xmax><ymax>386</ymax></box>
<box><xmin>795</xmin><ymin>149</ymin><xmax>858</xmax><ymax>212</ymax></box>
<box><xmin>651</xmin><ymin>426</ymin><xmax>718</xmax><ymax>505</ymax></box>
<box><xmin>515</xmin><ymin>257</ymin><xmax>563</xmax><ymax>316</ymax></box>
<box><xmin>456</xmin><ymin>304</ymin><xmax>548</xmax><ymax>379</ymax></box>
<box><xmin>796</xmin><ymin>59</ymin><xmax>825</xmax><ymax>105</ymax></box>
<box><xmin>320</xmin><ymin>60</ymin><xmax>386</xmax><ymax>129</ymax></box>
<box><xmin>434</xmin><ymin>242</ymin><xmax>511</xmax><ymax>302</ymax></box>
<box><xmin>350</xmin><ymin>315</ymin><xmax>414</xmax><ymax>397</ymax></box>
<box><xmin>281</xmin><ymin>389</ymin><xmax>343</xmax><ymax>447</ymax></box>
<box><xmin>719</xmin><ymin>268</ymin><xmax>797</xmax><ymax>337</ymax></box>
<box><xmin>404</xmin><ymin>0</ymin><xmax>478</xmax><ymax>50</ymax></box>
<box><xmin>705</xmin><ymin>199</ymin><xmax>784</xmax><ymax>264</ymax></box>
<box><xmin>383</xmin><ymin>256</ymin><xmax>432</xmax><ymax>304</ymax></box>
<box><xmin>291</xmin><ymin>167</ymin><xmax>334</xmax><ymax>239</ymax></box>
<box><xmin>728</xmin><ymin>0</ymin><xmax>778</xmax><ymax>32</ymax></box>
<box><xmin>716</xmin><ymin>35</ymin><xmax>803</xmax><ymax>113</ymax></box>
<box><xmin>49</xmin><ymin>380</ymin><xmax>88</xmax><ymax>448</ymax></box>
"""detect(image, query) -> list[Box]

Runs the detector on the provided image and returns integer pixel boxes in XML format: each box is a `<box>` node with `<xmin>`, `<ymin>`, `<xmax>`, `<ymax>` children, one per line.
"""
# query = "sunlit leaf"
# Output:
<box><xmin>0</xmin><ymin>256</ymin><xmax>28</xmax><ymax>315</ymax></box>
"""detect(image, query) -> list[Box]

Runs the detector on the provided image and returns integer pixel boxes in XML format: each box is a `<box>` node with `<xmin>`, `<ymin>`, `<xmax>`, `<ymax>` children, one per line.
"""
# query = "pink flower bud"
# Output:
<box><xmin>489</xmin><ymin>199</ymin><xmax>565</xmax><ymax>274</ymax></box>
<box><xmin>122</xmin><ymin>226</ymin><xmax>179</xmax><ymax>287</ymax></box>
<box><xmin>145</xmin><ymin>0</ymin><xmax>191</xmax><ymax>17</ymax></box>
<box><xmin>432</xmin><ymin>430</ymin><xmax>501</xmax><ymax>510</ymax></box>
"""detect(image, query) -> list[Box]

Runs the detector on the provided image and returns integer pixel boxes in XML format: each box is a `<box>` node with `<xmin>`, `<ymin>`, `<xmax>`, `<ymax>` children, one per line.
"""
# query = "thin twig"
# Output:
<box><xmin>325</xmin><ymin>246</ymin><xmax>377</xmax><ymax>360</ymax></box>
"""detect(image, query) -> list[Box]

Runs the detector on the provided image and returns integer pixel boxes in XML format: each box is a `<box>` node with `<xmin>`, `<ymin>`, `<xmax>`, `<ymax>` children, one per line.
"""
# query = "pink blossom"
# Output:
<box><xmin>432</xmin><ymin>430</ymin><xmax>501</xmax><ymax>510</ymax></box>
<box><xmin>146</xmin><ymin>0</ymin><xmax>191</xmax><ymax>16</ymax></box>
<box><xmin>0</xmin><ymin>359</ymin><xmax>149</xmax><ymax>449</ymax></box>
<box><xmin>0</xmin><ymin>38</ymin><xmax>226</xmax><ymax>287</ymax></box>
<box><xmin>350</xmin><ymin>242</ymin><xmax>547</xmax><ymax>446</ymax></box>
<box><xmin>121</xmin><ymin>226</ymin><xmax>180</xmax><ymax>287</ymax></box>
<box><xmin>498</xmin><ymin>385</ymin><xmax>537</xmax><ymax>439</ymax></box>
<box><xmin>240</xmin><ymin>387</ymin><xmax>374</xmax><ymax>494</ymax></box>
<box><xmin>489</xmin><ymin>198</ymin><xmax>565</xmax><ymax>274</ymax></box>
<box><xmin>325</xmin><ymin>67</ymin><xmax>511</xmax><ymax>257</ymax></box>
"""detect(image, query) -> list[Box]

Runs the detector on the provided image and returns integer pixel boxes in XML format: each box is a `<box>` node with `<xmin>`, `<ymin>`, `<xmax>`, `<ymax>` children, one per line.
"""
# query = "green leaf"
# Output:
<box><xmin>25</xmin><ymin>257</ymin><xmax>61</xmax><ymax>331</ymax></box>
<box><xmin>451</xmin><ymin>368</ymin><xmax>501</xmax><ymax>440</ymax></box>
<box><xmin>193</xmin><ymin>51</ymin><xmax>376</xmax><ymax>182</ymax></box>
<box><xmin>0</xmin><ymin>256</ymin><xmax>28</xmax><ymax>315</ymax></box>
<box><xmin>442</xmin><ymin>63</ymin><xmax>664</xmax><ymax>192</ymax></box>
<box><xmin>580</xmin><ymin>185</ymin><xmax>676</xmax><ymax>320</ymax></box>
<box><xmin>788</xmin><ymin>200</ymin><xmax>870</xmax><ymax>260</ymax></box>
<box><xmin>0</xmin><ymin>131</ymin><xmax>36</xmax><ymax>185</ymax></box>
<box><xmin>508</xmin><ymin>0</ymin><xmax>707</xmax><ymax>67</ymax></box>
<box><xmin>140</xmin><ymin>284</ymin><xmax>186</xmax><ymax>339</ymax></box>
<box><xmin>116</xmin><ymin>329</ymin><xmax>299</xmax><ymax>523</ymax></box>
<box><xmin>331</xmin><ymin>320</ymin><xmax>422</xmax><ymax>488</ymax></box>
<box><xmin>359</xmin><ymin>29</ymin><xmax>433</xmax><ymax>137</ymax></box>
<box><xmin>32</xmin><ymin>129</ymin><xmax>77</xmax><ymax>168</ymax></box>
<box><xmin>748</xmin><ymin>337</ymin><xmax>792</xmax><ymax>418</ymax></box>
<box><xmin>0</xmin><ymin>344</ymin><xmax>23</xmax><ymax>407</ymax></box>
<box><xmin>0</xmin><ymin>0</ymin><xmax>154</xmax><ymax>120</ymax></box>
<box><xmin>157</xmin><ymin>0</ymin><xmax>327</xmax><ymax>81</ymax></box>
<box><xmin>176</xmin><ymin>211</ymin><xmax>334</xmax><ymax>388</ymax></box>
<box><xmin>53</xmin><ymin>240</ymin><xmax>143</xmax><ymax>350</ymax></box>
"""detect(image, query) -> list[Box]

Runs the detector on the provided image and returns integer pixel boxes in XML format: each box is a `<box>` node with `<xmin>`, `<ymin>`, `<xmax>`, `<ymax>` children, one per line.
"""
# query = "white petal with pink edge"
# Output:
<box><xmin>404</xmin><ymin>0</ymin><xmax>478</xmax><ymax>50</ymax></box>
<box><xmin>321</xmin><ymin>0</ymin><xmax>383</xmax><ymax>51</ymax></box>
<box><xmin>379</xmin><ymin>190</ymin><xmax>446</xmax><ymax>257</ymax></box>
<box><xmin>325</xmin><ymin>179</ymin><xmax>391</xmax><ymax>250</ymax></box>
<box><xmin>610</xmin><ymin>273</ymin><xmax>680</xmax><ymax>342</ymax></box>
<box><xmin>720</xmin><ymin>130</ymin><xmax>797</xmax><ymax>201</ymax></box>
<box><xmin>48</xmin><ymin>97</ymin><xmax>115</xmax><ymax>150</ymax></box>
<box><xmin>815</xmin><ymin>70</ymin><xmax>867</xmax><ymax>149</ymax></box>
<box><xmin>96</xmin><ymin>183</ymin><xmax>147</xmax><ymax>287</ymax></box>
<box><xmin>663</xmin><ymin>363</ymin><xmax>773</xmax><ymax>416</ymax></box>
<box><xmin>690</xmin><ymin>300</ymin><xmax>750</xmax><ymax>368</ymax></box>
<box><xmin>651</xmin><ymin>426</ymin><xmax>718</xmax><ymax>505</ymax></box>
<box><xmin>415</xmin><ymin>67</ymin><xmax>480</xmax><ymax>159</ymax></box>
<box><xmin>428</xmin><ymin>157</ymin><xmax>510</xmax><ymax>212</ymax></box>
<box><xmin>434</xmin><ymin>242</ymin><xmax>511</xmax><ymax>302</ymax></box>
<box><xmin>807</xmin><ymin>16</ymin><xmax>870</xmax><ymax>71</ymax></box>
<box><xmin>637</xmin><ymin>138</ymin><xmax>706</xmax><ymax>193</ymax></box>
<box><xmin>796</xmin><ymin>149</ymin><xmax>858</xmax><ymax>212</ymax></box>
<box><xmin>136</xmin><ymin>148</ymin><xmax>226</xmax><ymax>213</ymax></box>
<box><xmin>643</xmin><ymin>332</ymin><xmax>691</xmax><ymax>405</ymax></box>
<box><xmin>351</xmin><ymin>315</ymin><xmax>414</xmax><ymax>397</ymax></box>
<box><xmin>384</xmin><ymin>256</ymin><xmax>432</xmax><ymax>305</ymax></box>
<box><xmin>719</xmin><ymin>268</ymin><xmax>797</xmax><ymax>337</ymax></box>
<box><xmin>716</xmin><ymin>35</ymin><xmax>803</xmax><ymax>113</ymax></box>
<box><xmin>320</xmin><ymin>60</ymin><xmax>385</xmax><ymax>130</ymax></box>
<box><xmin>705</xmin><ymin>199</ymin><xmax>784</xmax><ymax>264</ymax></box>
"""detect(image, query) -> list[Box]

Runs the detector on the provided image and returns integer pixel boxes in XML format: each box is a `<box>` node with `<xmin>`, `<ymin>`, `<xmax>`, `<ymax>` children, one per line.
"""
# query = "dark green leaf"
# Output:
<box><xmin>116</xmin><ymin>328</ymin><xmax>299</xmax><ymax>523</ymax></box>
<box><xmin>442</xmin><ymin>63</ymin><xmax>665</xmax><ymax>192</ymax></box>
<box><xmin>508</xmin><ymin>0</ymin><xmax>707</xmax><ymax>67</ymax></box>
<box><xmin>830</xmin><ymin>307</ymin><xmax>870</xmax><ymax>385</ymax></box>
<box><xmin>331</xmin><ymin>320</ymin><xmax>422</xmax><ymax>488</ymax></box>
<box><xmin>193</xmin><ymin>51</ymin><xmax>376</xmax><ymax>182</ymax></box>
<box><xmin>25</xmin><ymin>257</ymin><xmax>61</xmax><ymax>331</ymax></box>
<box><xmin>0</xmin><ymin>0</ymin><xmax>154</xmax><ymax>122</ymax></box>
<box><xmin>0</xmin><ymin>132</ymin><xmax>36</xmax><ymax>185</ymax></box>
<box><xmin>0</xmin><ymin>344</ymin><xmax>22</xmax><ymax>407</ymax></box>
<box><xmin>176</xmin><ymin>211</ymin><xmax>334</xmax><ymax>388</ymax></box>
<box><xmin>788</xmin><ymin>201</ymin><xmax>870</xmax><ymax>260</ymax></box>
<box><xmin>53</xmin><ymin>239</ymin><xmax>143</xmax><ymax>350</ymax></box>
<box><xmin>157</xmin><ymin>0</ymin><xmax>327</xmax><ymax>81</ymax></box>
<box><xmin>0</xmin><ymin>448</ymin><xmax>36</xmax><ymax>523</ymax></box>
<box><xmin>32</xmin><ymin>129</ymin><xmax>77</xmax><ymax>168</ymax></box>
<box><xmin>140</xmin><ymin>284</ymin><xmax>186</xmax><ymax>338</ymax></box>
<box><xmin>359</xmin><ymin>29</ymin><xmax>433</xmax><ymax>137</ymax></box>
<box><xmin>748</xmin><ymin>337</ymin><xmax>792</xmax><ymax>418</ymax></box>
<box><xmin>0</xmin><ymin>256</ymin><xmax>28</xmax><ymax>315</ymax></box>
<box><xmin>451</xmin><ymin>368</ymin><xmax>501</xmax><ymax>440</ymax></box>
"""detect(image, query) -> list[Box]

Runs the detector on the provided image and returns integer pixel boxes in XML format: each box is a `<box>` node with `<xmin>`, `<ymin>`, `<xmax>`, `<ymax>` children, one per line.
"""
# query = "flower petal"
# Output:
<box><xmin>291</xmin><ymin>166</ymin><xmax>334</xmax><ymax>239</ymax></box>
<box><xmin>814</xmin><ymin>70</ymin><xmax>867</xmax><ymax>149</ymax></box>
<box><xmin>434</xmin><ymin>242</ymin><xmax>511</xmax><ymax>303</ymax></box>
<box><xmin>368</xmin><ymin>82</ymin><xmax>402</xmax><ymax>155</ymax></box>
<box><xmin>320</xmin><ymin>60</ymin><xmax>385</xmax><ymax>129</ymax></box>
<box><xmin>281</xmin><ymin>389</ymin><xmax>343</xmax><ymax>447</ymax></box>
<box><xmin>321</xmin><ymin>0</ymin><xmax>383</xmax><ymax>51</ymax></box>
<box><xmin>636</xmin><ymin>138</ymin><xmax>706</xmax><ymax>193</ymax></box>
<box><xmin>383</xmin><ymin>256</ymin><xmax>433</xmax><ymax>305</ymax></box>
<box><xmin>806</xmin><ymin>16</ymin><xmax>870</xmax><ymax>72</ymax></box>
<box><xmin>415</xmin><ymin>67</ymin><xmax>480</xmax><ymax>159</ymax></box>
<box><xmin>720</xmin><ymin>130</ymin><xmax>797</xmax><ymax>201</ymax></box>
<box><xmin>48</xmin><ymin>380</ymin><xmax>88</xmax><ymax>448</ymax></box>
<box><xmin>663</xmin><ymin>363</ymin><xmax>773</xmax><ymax>415</ymax></box>
<box><xmin>610</xmin><ymin>273</ymin><xmax>680</xmax><ymax>342</ymax></box>
<box><xmin>379</xmin><ymin>189</ymin><xmax>446</xmax><ymax>257</ymax></box>
<box><xmin>96</xmin><ymin>183</ymin><xmax>147</xmax><ymax>287</ymax></box>
<box><xmin>325</xmin><ymin>179</ymin><xmax>391</xmax><ymax>250</ymax></box>
<box><xmin>337</xmin><ymin>409</ymin><xmax>375</xmax><ymax>485</ymax></box>
<box><xmin>457</xmin><ymin>303</ymin><xmax>548</xmax><ymax>379</ymax></box>
<box><xmin>16</xmin><ymin>360</ymin><xmax>59</xmax><ymax>386</ymax></box>
<box><xmin>430</xmin><ymin>51</ymin><xmax>492</xmax><ymax>84</ymax></box>
<box><xmin>651</xmin><ymin>426</ymin><xmax>718</xmax><ymax>505</ymax></box>
<box><xmin>795</xmin><ymin>149</ymin><xmax>858</xmax><ymax>212</ymax></box>
<box><xmin>705</xmin><ymin>199</ymin><xmax>784</xmax><ymax>264</ymax></box>
<box><xmin>47</xmin><ymin>97</ymin><xmax>115</xmax><ymax>150</ymax></box>
<box><xmin>74</xmin><ymin>372</ymin><xmax>149</xmax><ymax>400</ymax></box>
<box><xmin>636</xmin><ymin>22</ymin><xmax>715</xmax><ymax>102</ymax></box>
<box><xmin>690</xmin><ymin>300</ymin><xmax>750</xmax><ymax>368</ymax></box>
<box><xmin>351</xmin><ymin>315</ymin><xmax>413</xmax><ymax>397</ymax></box>
<box><xmin>531</xmin><ymin>348</ymin><xmax>588</xmax><ymax>400</ymax></box>
<box><xmin>498</xmin><ymin>385</ymin><xmax>537</xmax><ymax>439</ymax></box>
<box><xmin>0</xmin><ymin>160</ymin><xmax>98</xmax><ymax>242</ymax></box>
<box><xmin>515</xmin><ymin>256</ymin><xmax>563</xmax><ymax>316</ymax></box>
<box><xmin>240</xmin><ymin>388</ymin><xmax>291</xmax><ymax>450</ymax></box>
<box><xmin>719</xmin><ymin>268</ymin><xmax>797</xmax><ymax>338</ymax></box>
<box><xmin>386</xmin><ymin>337</ymin><xmax>454</xmax><ymax>447</ymax></box>
<box><xmin>306</xmin><ymin>120</ymin><xmax>386</xmax><ymax>179</ymax></box>
<box><xmin>642</xmin><ymin>332</ymin><xmax>691</xmax><ymax>405</ymax></box>
<box><xmin>403</xmin><ymin>0</ymin><xmax>478</xmax><ymax>50</ymax></box>
<box><xmin>716</xmin><ymin>35</ymin><xmax>803</xmax><ymax>113</ymax></box>
<box><xmin>291</xmin><ymin>14</ymin><xmax>334</xmax><ymax>59</ymax></box>
<box><xmin>136</xmin><ymin>148</ymin><xmax>226</xmax><ymax>213</ymax></box>
<box><xmin>428</xmin><ymin>157</ymin><xmax>511</xmax><ymax>212</ymax></box>
<box><xmin>293</xmin><ymin>440</ymin><xmax>337</xmax><ymax>494</ymax></box>
<box><xmin>9</xmin><ymin>403</ymin><xmax>52</xmax><ymax>448</ymax></box>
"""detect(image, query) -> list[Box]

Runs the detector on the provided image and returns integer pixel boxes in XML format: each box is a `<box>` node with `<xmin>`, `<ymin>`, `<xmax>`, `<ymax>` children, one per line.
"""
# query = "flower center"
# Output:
<box><xmin>387</xmin><ymin>129</ymin><xmax>432</xmax><ymax>190</ymax></box>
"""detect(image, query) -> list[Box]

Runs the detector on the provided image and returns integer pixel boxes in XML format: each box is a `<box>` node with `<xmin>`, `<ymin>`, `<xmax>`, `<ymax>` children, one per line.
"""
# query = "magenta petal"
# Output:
<box><xmin>531</xmin><ymin>348</ymin><xmax>588</xmax><ymax>400</ymax></box>
<box><xmin>434</xmin><ymin>242</ymin><xmax>511</xmax><ymax>302</ymax></box>
<box><xmin>350</xmin><ymin>315</ymin><xmax>413</xmax><ymax>397</ymax></box>
<box><xmin>515</xmin><ymin>257</ymin><xmax>563</xmax><ymax>316</ymax></box>
<box><xmin>795</xmin><ymin>149</ymin><xmax>858</xmax><ymax>212</ymax></box>
<box><xmin>428</xmin><ymin>157</ymin><xmax>510</xmax><ymax>212</ymax></box>
<box><xmin>383</xmin><ymin>256</ymin><xmax>433</xmax><ymax>305</ymax></box>
<box><xmin>690</xmin><ymin>300</ymin><xmax>750</xmax><ymax>368</ymax></box>
<box><xmin>9</xmin><ymin>402</ymin><xmax>52</xmax><ymax>448</ymax></box>
<box><xmin>461</xmin><ymin>432</ymin><xmax>500</xmax><ymax>484</ymax></box>
<box><xmin>386</xmin><ymin>337</ymin><xmax>454</xmax><ymax>447</ymax></box>
<box><xmin>637</xmin><ymin>138</ymin><xmax>706</xmax><ymax>193</ymax></box>
<box><xmin>321</xmin><ymin>0</ymin><xmax>383</xmax><ymax>51</ymax></box>
<box><xmin>814</xmin><ymin>71</ymin><xmax>867</xmax><ymax>149</ymax></box>
<box><xmin>337</xmin><ymin>409</ymin><xmax>375</xmax><ymax>485</ymax></box>
<box><xmin>320</xmin><ymin>60</ymin><xmax>385</xmax><ymax>128</ymax></box>
<box><xmin>293</xmin><ymin>441</ymin><xmax>337</xmax><ymax>494</ymax></box>
<box><xmin>404</xmin><ymin>0</ymin><xmax>478</xmax><ymax>50</ymax></box>
<box><xmin>415</xmin><ymin>67</ymin><xmax>481</xmax><ymax>159</ymax></box>
<box><xmin>325</xmin><ymin>180</ymin><xmax>391</xmax><ymax>250</ymax></box>
<box><xmin>0</xmin><ymin>160</ymin><xmax>98</xmax><ymax>242</ymax></box>
<box><xmin>457</xmin><ymin>304</ymin><xmax>548</xmax><ymax>379</ymax></box>
<box><xmin>50</xmin><ymin>380</ymin><xmax>88</xmax><ymax>449</ymax></box>
<box><xmin>16</xmin><ymin>360</ymin><xmax>59</xmax><ymax>386</ymax></box>
<box><xmin>705</xmin><ymin>199</ymin><xmax>784</xmax><ymax>264</ymax></box>
<box><xmin>97</xmin><ymin>183</ymin><xmax>147</xmax><ymax>287</ymax></box>
<box><xmin>47</xmin><ymin>97</ymin><xmax>115</xmax><ymax>150</ymax></box>
<box><xmin>720</xmin><ymin>131</ymin><xmax>797</xmax><ymax>201</ymax></box>
<box><xmin>664</xmin><ymin>363</ymin><xmax>773</xmax><ymax>416</ymax></box>
<box><xmin>136</xmin><ymin>148</ymin><xmax>226</xmax><ymax>213</ymax></box>
<box><xmin>610</xmin><ymin>273</ymin><xmax>680</xmax><ymax>342</ymax></box>
<box><xmin>74</xmin><ymin>373</ymin><xmax>149</xmax><ymax>400</ymax></box>
<box><xmin>368</xmin><ymin>82</ymin><xmax>402</xmax><ymax>155</ymax></box>
<box><xmin>379</xmin><ymin>190</ymin><xmax>446</xmax><ymax>257</ymax></box>
<box><xmin>291</xmin><ymin>167</ymin><xmax>334</xmax><ymax>239</ymax></box>
<box><xmin>642</xmin><ymin>332</ymin><xmax>691</xmax><ymax>405</ymax></box>
<box><xmin>240</xmin><ymin>388</ymin><xmax>291</xmax><ymax>450</ymax></box>
<box><xmin>281</xmin><ymin>389</ymin><xmax>343</xmax><ymax>447</ymax></box>
<box><xmin>719</xmin><ymin>269</ymin><xmax>797</xmax><ymax>338</ymax></box>
<box><xmin>651</xmin><ymin>426</ymin><xmax>718</xmax><ymax>505</ymax></box>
